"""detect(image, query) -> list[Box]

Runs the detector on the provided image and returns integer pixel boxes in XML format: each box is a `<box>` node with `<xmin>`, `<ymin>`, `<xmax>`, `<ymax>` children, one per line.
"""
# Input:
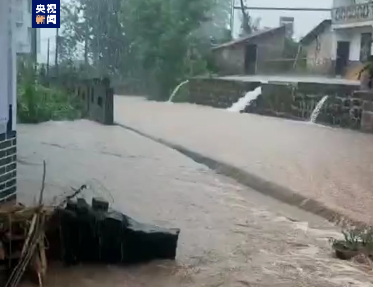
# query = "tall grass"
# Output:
<box><xmin>17</xmin><ymin>62</ymin><xmax>82</xmax><ymax>123</ymax></box>
<box><xmin>17</xmin><ymin>81</ymin><xmax>82</xmax><ymax>123</ymax></box>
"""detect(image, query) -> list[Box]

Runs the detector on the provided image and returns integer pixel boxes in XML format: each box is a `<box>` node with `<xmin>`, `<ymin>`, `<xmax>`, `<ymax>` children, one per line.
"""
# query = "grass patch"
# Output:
<box><xmin>17</xmin><ymin>81</ymin><xmax>82</xmax><ymax>123</ymax></box>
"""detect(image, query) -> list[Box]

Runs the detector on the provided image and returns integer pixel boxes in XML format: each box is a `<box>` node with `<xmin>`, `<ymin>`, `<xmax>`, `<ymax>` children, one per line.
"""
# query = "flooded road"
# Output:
<box><xmin>114</xmin><ymin>96</ymin><xmax>373</xmax><ymax>225</ymax></box>
<box><xmin>16</xmin><ymin>120</ymin><xmax>373</xmax><ymax>286</ymax></box>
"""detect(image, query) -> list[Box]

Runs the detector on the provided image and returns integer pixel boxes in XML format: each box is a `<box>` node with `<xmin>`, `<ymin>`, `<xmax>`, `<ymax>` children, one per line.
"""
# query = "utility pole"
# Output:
<box><xmin>31</xmin><ymin>28</ymin><xmax>37</xmax><ymax>66</ymax></box>
<box><xmin>46</xmin><ymin>38</ymin><xmax>50</xmax><ymax>76</ymax></box>
<box><xmin>239</xmin><ymin>0</ymin><xmax>251</xmax><ymax>35</ymax></box>
<box><xmin>84</xmin><ymin>26</ymin><xmax>88</xmax><ymax>66</ymax></box>
<box><xmin>54</xmin><ymin>28</ymin><xmax>59</xmax><ymax>76</ymax></box>
<box><xmin>230</xmin><ymin>0</ymin><xmax>234</xmax><ymax>37</ymax></box>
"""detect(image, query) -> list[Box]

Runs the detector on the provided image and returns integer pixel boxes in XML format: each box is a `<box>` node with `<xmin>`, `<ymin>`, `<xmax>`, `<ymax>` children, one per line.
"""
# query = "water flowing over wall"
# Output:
<box><xmin>248</xmin><ymin>82</ymin><xmax>362</xmax><ymax>129</ymax></box>
<box><xmin>187</xmin><ymin>77</ymin><xmax>373</xmax><ymax>132</ymax></box>
<box><xmin>188</xmin><ymin>78</ymin><xmax>260</xmax><ymax>108</ymax></box>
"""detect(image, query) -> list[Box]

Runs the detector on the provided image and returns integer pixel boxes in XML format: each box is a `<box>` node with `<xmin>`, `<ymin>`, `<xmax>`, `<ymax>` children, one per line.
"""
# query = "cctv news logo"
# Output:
<box><xmin>32</xmin><ymin>0</ymin><xmax>60</xmax><ymax>28</ymax></box>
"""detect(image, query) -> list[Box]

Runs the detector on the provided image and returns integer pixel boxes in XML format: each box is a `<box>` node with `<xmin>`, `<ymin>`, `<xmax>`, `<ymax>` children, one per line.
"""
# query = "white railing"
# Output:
<box><xmin>332</xmin><ymin>2</ymin><xmax>373</xmax><ymax>25</ymax></box>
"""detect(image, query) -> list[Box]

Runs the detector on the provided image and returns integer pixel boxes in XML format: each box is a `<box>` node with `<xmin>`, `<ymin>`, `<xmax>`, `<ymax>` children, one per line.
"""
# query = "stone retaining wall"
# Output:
<box><xmin>246</xmin><ymin>82</ymin><xmax>362</xmax><ymax>129</ymax></box>
<box><xmin>358</xmin><ymin>91</ymin><xmax>373</xmax><ymax>133</ymax></box>
<box><xmin>187</xmin><ymin>77</ymin><xmax>373</xmax><ymax>131</ymax></box>
<box><xmin>47</xmin><ymin>77</ymin><xmax>114</xmax><ymax>125</ymax></box>
<box><xmin>188</xmin><ymin>77</ymin><xmax>260</xmax><ymax>108</ymax></box>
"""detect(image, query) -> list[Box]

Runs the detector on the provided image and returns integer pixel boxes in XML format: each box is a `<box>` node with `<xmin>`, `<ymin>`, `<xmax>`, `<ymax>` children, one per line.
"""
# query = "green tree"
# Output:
<box><xmin>238</xmin><ymin>0</ymin><xmax>260</xmax><ymax>37</ymax></box>
<box><xmin>120</xmin><ymin>0</ymin><xmax>216</xmax><ymax>99</ymax></box>
<box><xmin>197</xmin><ymin>0</ymin><xmax>232</xmax><ymax>43</ymax></box>
<box><xmin>60</xmin><ymin>0</ymin><xmax>230</xmax><ymax>100</ymax></box>
<box><xmin>60</xmin><ymin>0</ymin><xmax>125</xmax><ymax>75</ymax></box>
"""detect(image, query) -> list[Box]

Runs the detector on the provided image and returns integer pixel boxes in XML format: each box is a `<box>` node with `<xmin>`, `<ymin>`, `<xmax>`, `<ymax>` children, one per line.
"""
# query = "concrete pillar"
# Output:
<box><xmin>0</xmin><ymin>0</ymin><xmax>17</xmax><ymax>203</ymax></box>
<box><xmin>9</xmin><ymin>0</ymin><xmax>16</xmax><ymax>132</ymax></box>
<box><xmin>0</xmin><ymin>0</ymin><xmax>10</xmax><ymax>130</ymax></box>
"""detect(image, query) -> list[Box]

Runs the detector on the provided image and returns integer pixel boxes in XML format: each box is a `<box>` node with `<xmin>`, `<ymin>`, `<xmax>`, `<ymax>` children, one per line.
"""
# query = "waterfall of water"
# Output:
<box><xmin>227</xmin><ymin>86</ymin><xmax>262</xmax><ymax>112</ymax></box>
<box><xmin>309</xmin><ymin>95</ymin><xmax>328</xmax><ymax>123</ymax></box>
<box><xmin>167</xmin><ymin>80</ymin><xmax>189</xmax><ymax>103</ymax></box>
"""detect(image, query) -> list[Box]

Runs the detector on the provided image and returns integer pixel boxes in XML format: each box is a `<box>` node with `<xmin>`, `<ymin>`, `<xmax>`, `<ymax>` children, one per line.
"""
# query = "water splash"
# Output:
<box><xmin>309</xmin><ymin>96</ymin><xmax>328</xmax><ymax>123</ymax></box>
<box><xmin>167</xmin><ymin>80</ymin><xmax>189</xmax><ymax>103</ymax></box>
<box><xmin>227</xmin><ymin>86</ymin><xmax>262</xmax><ymax>112</ymax></box>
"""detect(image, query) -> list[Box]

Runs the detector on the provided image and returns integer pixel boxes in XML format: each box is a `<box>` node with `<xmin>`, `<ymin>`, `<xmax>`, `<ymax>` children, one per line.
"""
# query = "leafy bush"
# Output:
<box><xmin>17</xmin><ymin>80</ymin><xmax>82</xmax><ymax>123</ymax></box>
<box><xmin>330</xmin><ymin>226</ymin><xmax>373</xmax><ymax>259</ymax></box>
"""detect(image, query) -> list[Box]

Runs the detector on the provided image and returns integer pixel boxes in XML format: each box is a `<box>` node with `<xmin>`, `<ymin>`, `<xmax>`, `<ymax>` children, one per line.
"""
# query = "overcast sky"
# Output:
<box><xmin>39</xmin><ymin>0</ymin><xmax>333</xmax><ymax>62</ymax></box>
<box><xmin>234</xmin><ymin>0</ymin><xmax>332</xmax><ymax>38</ymax></box>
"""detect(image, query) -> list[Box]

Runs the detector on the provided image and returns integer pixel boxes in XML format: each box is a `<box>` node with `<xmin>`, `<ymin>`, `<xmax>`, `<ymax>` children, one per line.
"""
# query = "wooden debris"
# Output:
<box><xmin>0</xmin><ymin>160</ymin><xmax>89</xmax><ymax>287</ymax></box>
<box><xmin>1</xmin><ymin>160</ymin><xmax>48</xmax><ymax>287</ymax></box>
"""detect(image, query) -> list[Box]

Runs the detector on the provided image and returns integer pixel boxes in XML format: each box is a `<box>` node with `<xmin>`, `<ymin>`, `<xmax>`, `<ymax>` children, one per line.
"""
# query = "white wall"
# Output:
<box><xmin>304</xmin><ymin>25</ymin><xmax>334</xmax><ymax>73</ymax></box>
<box><xmin>0</xmin><ymin>0</ymin><xmax>11</xmax><ymax>134</ymax></box>
<box><xmin>332</xmin><ymin>26</ymin><xmax>373</xmax><ymax>60</ymax></box>
<box><xmin>11</xmin><ymin>3</ymin><xmax>17</xmax><ymax>131</ymax></box>
<box><xmin>14</xmin><ymin>0</ymin><xmax>33</xmax><ymax>54</ymax></box>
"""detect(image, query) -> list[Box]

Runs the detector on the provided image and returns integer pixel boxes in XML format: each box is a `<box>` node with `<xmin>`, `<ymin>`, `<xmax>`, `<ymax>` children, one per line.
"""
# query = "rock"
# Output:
<box><xmin>92</xmin><ymin>197</ymin><xmax>109</xmax><ymax>212</ymax></box>
<box><xmin>124</xmin><ymin>217</ymin><xmax>180</xmax><ymax>263</ymax></box>
<box><xmin>352</xmin><ymin>253</ymin><xmax>373</xmax><ymax>266</ymax></box>
<box><xmin>57</xmin><ymin>199</ymin><xmax>180</xmax><ymax>265</ymax></box>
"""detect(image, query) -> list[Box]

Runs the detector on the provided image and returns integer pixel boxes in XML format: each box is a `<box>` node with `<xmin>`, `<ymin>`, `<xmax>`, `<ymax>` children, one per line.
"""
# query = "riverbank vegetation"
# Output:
<box><xmin>330</xmin><ymin>227</ymin><xmax>373</xmax><ymax>265</ymax></box>
<box><xmin>17</xmin><ymin>62</ymin><xmax>82</xmax><ymax>123</ymax></box>
<box><xmin>58</xmin><ymin>0</ymin><xmax>233</xmax><ymax>101</ymax></box>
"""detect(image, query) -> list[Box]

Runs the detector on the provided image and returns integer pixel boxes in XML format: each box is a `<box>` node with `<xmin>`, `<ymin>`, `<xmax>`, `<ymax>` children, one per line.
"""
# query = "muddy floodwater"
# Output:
<box><xmin>115</xmin><ymin>96</ymin><xmax>373</xmax><ymax>225</ymax></box>
<box><xmin>14</xmin><ymin>120</ymin><xmax>373</xmax><ymax>287</ymax></box>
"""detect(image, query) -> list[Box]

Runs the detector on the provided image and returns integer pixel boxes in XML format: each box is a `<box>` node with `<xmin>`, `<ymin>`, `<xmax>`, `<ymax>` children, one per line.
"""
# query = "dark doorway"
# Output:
<box><xmin>335</xmin><ymin>41</ymin><xmax>350</xmax><ymax>76</ymax></box>
<box><xmin>244</xmin><ymin>44</ymin><xmax>257</xmax><ymax>74</ymax></box>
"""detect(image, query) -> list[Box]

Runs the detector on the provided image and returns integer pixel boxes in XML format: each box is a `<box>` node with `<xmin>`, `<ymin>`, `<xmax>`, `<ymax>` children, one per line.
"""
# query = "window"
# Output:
<box><xmin>360</xmin><ymin>32</ymin><xmax>372</xmax><ymax>62</ymax></box>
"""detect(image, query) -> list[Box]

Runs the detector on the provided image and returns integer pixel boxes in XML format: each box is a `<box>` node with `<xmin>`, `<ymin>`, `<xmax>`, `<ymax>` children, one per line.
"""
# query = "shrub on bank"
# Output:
<box><xmin>330</xmin><ymin>227</ymin><xmax>373</xmax><ymax>263</ymax></box>
<box><xmin>17</xmin><ymin>81</ymin><xmax>82</xmax><ymax>123</ymax></box>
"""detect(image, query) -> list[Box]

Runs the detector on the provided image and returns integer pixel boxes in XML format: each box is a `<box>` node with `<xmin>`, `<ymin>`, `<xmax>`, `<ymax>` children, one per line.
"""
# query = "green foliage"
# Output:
<box><xmin>59</xmin><ymin>0</ymin><xmax>231</xmax><ymax>101</ymax></box>
<box><xmin>17</xmin><ymin>62</ymin><xmax>82</xmax><ymax>123</ymax></box>
<box><xmin>17</xmin><ymin>82</ymin><xmax>82</xmax><ymax>123</ymax></box>
<box><xmin>119</xmin><ymin>0</ymin><xmax>216</xmax><ymax>100</ymax></box>
<box><xmin>330</xmin><ymin>227</ymin><xmax>373</xmax><ymax>252</ymax></box>
<box><xmin>238</xmin><ymin>0</ymin><xmax>260</xmax><ymax>37</ymax></box>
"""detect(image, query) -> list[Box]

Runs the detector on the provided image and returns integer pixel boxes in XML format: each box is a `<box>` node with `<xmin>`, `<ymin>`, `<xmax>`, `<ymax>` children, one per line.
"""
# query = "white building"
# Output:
<box><xmin>14</xmin><ymin>0</ymin><xmax>40</xmax><ymax>54</ymax></box>
<box><xmin>0</xmin><ymin>0</ymin><xmax>18</xmax><ymax>203</ymax></box>
<box><xmin>331</xmin><ymin>0</ymin><xmax>373</xmax><ymax>77</ymax></box>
